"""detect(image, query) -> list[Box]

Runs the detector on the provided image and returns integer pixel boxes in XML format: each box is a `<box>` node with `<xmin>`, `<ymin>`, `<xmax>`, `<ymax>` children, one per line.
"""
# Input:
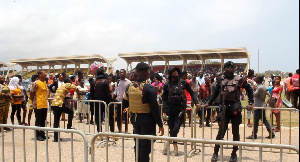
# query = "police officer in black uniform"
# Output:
<box><xmin>162</xmin><ymin>67</ymin><xmax>201</xmax><ymax>156</ymax></box>
<box><xmin>205</xmin><ymin>61</ymin><xmax>254</xmax><ymax>162</ymax></box>
<box><xmin>123</xmin><ymin>62</ymin><xmax>164</xmax><ymax>162</ymax></box>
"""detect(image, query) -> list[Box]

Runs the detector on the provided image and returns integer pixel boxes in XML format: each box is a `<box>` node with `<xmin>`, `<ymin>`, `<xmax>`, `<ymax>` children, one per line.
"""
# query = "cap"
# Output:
<box><xmin>135</xmin><ymin>62</ymin><xmax>150</xmax><ymax>71</ymax></box>
<box><xmin>224</xmin><ymin>61</ymin><xmax>234</xmax><ymax>68</ymax></box>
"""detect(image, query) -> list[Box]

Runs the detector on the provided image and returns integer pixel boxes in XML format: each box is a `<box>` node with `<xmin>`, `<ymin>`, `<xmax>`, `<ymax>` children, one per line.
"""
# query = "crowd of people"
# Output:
<box><xmin>0</xmin><ymin>62</ymin><xmax>299</xmax><ymax>162</ymax></box>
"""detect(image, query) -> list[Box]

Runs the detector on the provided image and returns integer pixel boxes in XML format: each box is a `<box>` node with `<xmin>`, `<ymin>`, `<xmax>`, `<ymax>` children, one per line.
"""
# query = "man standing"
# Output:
<box><xmin>246</xmin><ymin>75</ymin><xmax>275</xmax><ymax>140</ymax></box>
<box><xmin>198</xmin><ymin>76</ymin><xmax>212</xmax><ymax>127</ymax></box>
<box><xmin>205</xmin><ymin>61</ymin><xmax>254</xmax><ymax>162</ymax></box>
<box><xmin>284</xmin><ymin>73</ymin><xmax>293</xmax><ymax>104</ymax></box>
<box><xmin>30</xmin><ymin>70</ymin><xmax>49</xmax><ymax>141</ymax></box>
<box><xmin>197</xmin><ymin>71</ymin><xmax>205</xmax><ymax>86</ymax></box>
<box><xmin>90</xmin><ymin>68</ymin><xmax>112</xmax><ymax>133</ymax></box>
<box><xmin>290</xmin><ymin>69</ymin><xmax>299</xmax><ymax>110</ymax></box>
<box><xmin>113</xmin><ymin>69</ymin><xmax>131</xmax><ymax>133</ymax></box>
<box><xmin>162</xmin><ymin>67</ymin><xmax>200</xmax><ymax>156</ymax></box>
<box><xmin>51</xmin><ymin>78</ymin><xmax>80</xmax><ymax>142</ymax></box>
<box><xmin>122</xmin><ymin>62</ymin><xmax>164</xmax><ymax>162</ymax></box>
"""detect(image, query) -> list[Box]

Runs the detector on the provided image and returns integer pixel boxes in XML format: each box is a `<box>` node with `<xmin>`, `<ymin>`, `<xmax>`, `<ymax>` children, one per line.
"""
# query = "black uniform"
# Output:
<box><xmin>123</xmin><ymin>79</ymin><xmax>163</xmax><ymax>162</ymax></box>
<box><xmin>208</xmin><ymin>74</ymin><xmax>254</xmax><ymax>156</ymax></box>
<box><xmin>162</xmin><ymin>79</ymin><xmax>199</xmax><ymax>140</ymax></box>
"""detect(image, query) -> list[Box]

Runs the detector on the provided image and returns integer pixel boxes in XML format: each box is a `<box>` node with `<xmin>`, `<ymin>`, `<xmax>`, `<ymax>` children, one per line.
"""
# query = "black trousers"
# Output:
<box><xmin>34</xmin><ymin>108</ymin><xmax>48</xmax><ymax>138</ymax></box>
<box><xmin>11</xmin><ymin>104</ymin><xmax>21</xmax><ymax>124</ymax></box>
<box><xmin>109</xmin><ymin>103</ymin><xmax>116</xmax><ymax>132</ymax></box>
<box><xmin>167</xmin><ymin>109</ymin><xmax>182</xmax><ymax>143</ymax></box>
<box><xmin>94</xmin><ymin>102</ymin><xmax>105</xmax><ymax>132</ymax></box>
<box><xmin>253</xmin><ymin>109</ymin><xmax>273</xmax><ymax>136</ymax></box>
<box><xmin>52</xmin><ymin>105</ymin><xmax>74</xmax><ymax>140</ymax></box>
<box><xmin>116</xmin><ymin>104</ymin><xmax>128</xmax><ymax>132</ymax></box>
<box><xmin>213</xmin><ymin>108</ymin><xmax>241</xmax><ymax>156</ymax></box>
<box><xmin>131</xmin><ymin>113</ymin><xmax>156</xmax><ymax>162</ymax></box>
<box><xmin>199</xmin><ymin>107</ymin><xmax>211</xmax><ymax>125</ymax></box>
<box><xmin>293</xmin><ymin>89</ymin><xmax>299</xmax><ymax>110</ymax></box>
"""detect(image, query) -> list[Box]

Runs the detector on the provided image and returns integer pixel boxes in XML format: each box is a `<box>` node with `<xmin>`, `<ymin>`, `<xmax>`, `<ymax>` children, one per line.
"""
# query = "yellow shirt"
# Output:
<box><xmin>31</xmin><ymin>80</ymin><xmax>48</xmax><ymax>109</ymax></box>
<box><xmin>11</xmin><ymin>87</ymin><xmax>22</xmax><ymax>105</ymax></box>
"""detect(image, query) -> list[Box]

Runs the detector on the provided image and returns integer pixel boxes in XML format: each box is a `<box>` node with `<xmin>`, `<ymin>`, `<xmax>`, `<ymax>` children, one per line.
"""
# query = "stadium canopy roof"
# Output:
<box><xmin>10</xmin><ymin>55</ymin><xmax>117</xmax><ymax>74</ymax></box>
<box><xmin>119</xmin><ymin>47</ymin><xmax>251</xmax><ymax>72</ymax></box>
<box><xmin>0</xmin><ymin>62</ymin><xmax>7</xmax><ymax>68</ymax></box>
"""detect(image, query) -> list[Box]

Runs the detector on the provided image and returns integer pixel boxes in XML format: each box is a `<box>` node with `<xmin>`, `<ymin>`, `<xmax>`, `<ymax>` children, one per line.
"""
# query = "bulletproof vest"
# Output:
<box><xmin>167</xmin><ymin>81</ymin><xmax>186</xmax><ymax>106</ymax></box>
<box><xmin>128</xmin><ymin>82</ymin><xmax>151</xmax><ymax>114</ymax></box>
<box><xmin>221</xmin><ymin>75</ymin><xmax>242</xmax><ymax>102</ymax></box>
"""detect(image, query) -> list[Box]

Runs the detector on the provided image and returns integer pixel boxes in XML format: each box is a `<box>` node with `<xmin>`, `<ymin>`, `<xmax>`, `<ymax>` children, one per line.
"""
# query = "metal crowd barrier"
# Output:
<box><xmin>45</xmin><ymin>98</ymin><xmax>298</xmax><ymax>149</ymax></box>
<box><xmin>47</xmin><ymin>98</ymin><xmax>108</xmax><ymax>135</ymax></box>
<box><xmin>91</xmin><ymin>132</ymin><xmax>299</xmax><ymax>162</ymax></box>
<box><xmin>192</xmin><ymin>105</ymin><xmax>298</xmax><ymax>145</ymax></box>
<box><xmin>0</xmin><ymin>124</ymin><xmax>88</xmax><ymax>162</ymax></box>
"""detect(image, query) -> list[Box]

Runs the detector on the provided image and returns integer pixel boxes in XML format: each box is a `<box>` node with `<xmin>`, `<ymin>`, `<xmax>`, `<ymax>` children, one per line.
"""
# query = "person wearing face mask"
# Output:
<box><xmin>162</xmin><ymin>67</ymin><xmax>201</xmax><ymax>156</ymax></box>
<box><xmin>205</xmin><ymin>61</ymin><xmax>254</xmax><ymax>162</ymax></box>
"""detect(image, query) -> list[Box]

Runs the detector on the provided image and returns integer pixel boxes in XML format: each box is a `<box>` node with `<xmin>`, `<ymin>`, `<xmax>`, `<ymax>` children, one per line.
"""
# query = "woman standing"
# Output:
<box><xmin>9</xmin><ymin>77</ymin><xmax>24</xmax><ymax>125</ymax></box>
<box><xmin>151</xmin><ymin>74</ymin><xmax>163</xmax><ymax>103</ymax></box>
<box><xmin>267</xmin><ymin>76</ymin><xmax>283</xmax><ymax>132</ymax></box>
<box><xmin>76</xmin><ymin>77</ymin><xmax>89</xmax><ymax>123</ymax></box>
<box><xmin>0</xmin><ymin>75</ymin><xmax>11</xmax><ymax>131</ymax></box>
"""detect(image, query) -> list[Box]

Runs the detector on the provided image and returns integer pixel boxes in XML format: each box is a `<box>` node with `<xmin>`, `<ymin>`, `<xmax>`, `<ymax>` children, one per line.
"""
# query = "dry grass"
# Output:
<box><xmin>241</xmin><ymin>92</ymin><xmax>299</xmax><ymax>127</ymax></box>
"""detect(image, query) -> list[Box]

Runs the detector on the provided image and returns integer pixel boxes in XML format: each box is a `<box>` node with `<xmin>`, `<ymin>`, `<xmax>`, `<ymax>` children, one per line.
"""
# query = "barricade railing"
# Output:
<box><xmin>0</xmin><ymin>124</ymin><xmax>88</xmax><ymax>162</ymax></box>
<box><xmin>107</xmin><ymin>102</ymin><xmax>129</xmax><ymax>133</ymax></box>
<box><xmin>47</xmin><ymin>98</ymin><xmax>108</xmax><ymax>135</ymax></box>
<box><xmin>46</xmin><ymin>98</ymin><xmax>298</xmax><ymax>149</ymax></box>
<box><xmin>91</xmin><ymin>132</ymin><xmax>299</xmax><ymax>162</ymax></box>
<box><xmin>190</xmin><ymin>105</ymin><xmax>298</xmax><ymax>154</ymax></box>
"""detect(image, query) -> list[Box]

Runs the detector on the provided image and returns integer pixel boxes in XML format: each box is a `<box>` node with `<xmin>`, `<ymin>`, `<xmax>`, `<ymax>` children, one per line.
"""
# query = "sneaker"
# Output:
<box><xmin>246</xmin><ymin>135</ymin><xmax>257</xmax><ymax>139</ymax></box>
<box><xmin>199</xmin><ymin>124</ymin><xmax>202</xmax><ymax>128</ymax></box>
<box><xmin>53</xmin><ymin>138</ymin><xmax>63</xmax><ymax>142</ymax></box>
<box><xmin>211</xmin><ymin>154</ymin><xmax>218</xmax><ymax>162</ymax></box>
<box><xmin>265</xmin><ymin>134</ymin><xmax>275</xmax><ymax>139</ymax></box>
<box><xmin>4</xmin><ymin>127</ymin><xmax>12</xmax><ymax>131</ymax></box>
<box><xmin>22</xmin><ymin>122</ymin><xmax>29</xmax><ymax>126</ymax></box>
<box><xmin>67</xmin><ymin>127</ymin><xmax>76</xmax><ymax>129</ymax></box>
<box><xmin>229</xmin><ymin>154</ymin><xmax>237</xmax><ymax>162</ymax></box>
<box><xmin>247</xmin><ymin>123</ymin><xmax>253</xmax><ymax>127</ymax></box>
<box><xmin>37</xmin><ymin>136</ymin><xmax>45</xmax><ymax>141</ymax></box>
<box><xmin>206</xmin><ymin>123</ymin><xmax>211</xmax><ymax>127</ymax></box>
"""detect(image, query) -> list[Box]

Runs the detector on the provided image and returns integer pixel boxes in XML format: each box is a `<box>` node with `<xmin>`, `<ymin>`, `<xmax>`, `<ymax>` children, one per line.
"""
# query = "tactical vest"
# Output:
<box><xmin>221</xmin><ymin>75</ymin><xmax>242</xmax><ymax>102</ymax></box>
<box><xmin>128</xmin><ymin>82</ymin><xmax>151</xmax><ymax>114</ymax></box>
<box><xmin>167</xmin><ymin>81</ymin><xmax>186</xmax><ymax>107</ymax></box>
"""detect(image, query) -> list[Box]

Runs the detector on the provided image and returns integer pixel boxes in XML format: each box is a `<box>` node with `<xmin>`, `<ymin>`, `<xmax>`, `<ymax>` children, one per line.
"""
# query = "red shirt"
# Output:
<box><xmin>199</xmin><ymin>83</ymin><xmax>211</xmax><ymax>100</ymax></box>
<box><xmin>185</xmin><ymin>79</ymin><xmax>192</xmax><ymax>101</ymax></box>
<box><xmin>290</xmin><ymin>74</ymin><xmax>299</xmax><ymax>90</ymax></box>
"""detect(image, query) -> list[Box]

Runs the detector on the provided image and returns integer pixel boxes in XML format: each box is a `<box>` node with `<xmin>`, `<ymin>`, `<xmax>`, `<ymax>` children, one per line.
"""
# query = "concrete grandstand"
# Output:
<box><xmin>119</xmin><ymin>47</ymin><xmax>251</xmax><ymax>73</ymax></box>
<box><xmin>10</xmin><ymin>55</ymin><xmax>117</xmax><ymax>78</ymax></box>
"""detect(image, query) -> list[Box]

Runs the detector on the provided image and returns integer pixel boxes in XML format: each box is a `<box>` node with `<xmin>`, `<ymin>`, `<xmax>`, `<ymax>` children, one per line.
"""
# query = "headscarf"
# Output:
<box><xmin>8</xmin><ymin>77</ymin><xmax>20</xmax><ymax>91</ymax></box>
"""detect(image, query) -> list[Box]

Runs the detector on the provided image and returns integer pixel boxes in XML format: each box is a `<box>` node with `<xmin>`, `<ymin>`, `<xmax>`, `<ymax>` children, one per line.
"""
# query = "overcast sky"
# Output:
<box><xmin>0</xmin><ymin>0</ymin><xmax>299</xmax><ymax>73</ymax></box>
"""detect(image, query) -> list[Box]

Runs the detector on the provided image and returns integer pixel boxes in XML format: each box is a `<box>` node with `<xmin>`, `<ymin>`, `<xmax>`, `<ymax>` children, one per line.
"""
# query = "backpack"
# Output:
<box><xmin>167</xmin><ymin>81</ymin><xmax>186</xmax><ymax>107</ymax></box>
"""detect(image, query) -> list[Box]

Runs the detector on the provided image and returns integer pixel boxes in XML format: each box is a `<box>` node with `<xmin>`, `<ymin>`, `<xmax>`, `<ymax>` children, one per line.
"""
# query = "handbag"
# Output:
<box><xmin>269</xmin><ymin>97</ymin><xmax>277</xmax><ymax>108</ymax></box>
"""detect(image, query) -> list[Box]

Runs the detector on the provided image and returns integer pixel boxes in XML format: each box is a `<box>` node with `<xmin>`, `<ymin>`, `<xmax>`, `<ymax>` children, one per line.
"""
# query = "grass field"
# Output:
<box><xmin>241</xmin><ymin>92</ymin><xmax>299</xmax><ymax>127</ymax></box>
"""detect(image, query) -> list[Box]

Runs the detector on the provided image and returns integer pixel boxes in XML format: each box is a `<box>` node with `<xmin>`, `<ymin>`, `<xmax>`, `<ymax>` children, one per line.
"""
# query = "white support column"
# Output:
<box><xmin>217</xmin><ymin>53</ymin><xmax>224</xmax><ymax>73</ymax></box>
